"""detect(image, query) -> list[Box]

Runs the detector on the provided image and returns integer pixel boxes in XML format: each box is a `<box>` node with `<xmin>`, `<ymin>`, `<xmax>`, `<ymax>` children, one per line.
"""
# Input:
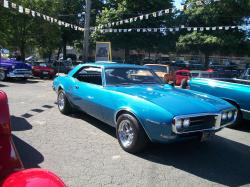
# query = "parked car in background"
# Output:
<box><xmin>240</xmin><ymin>68</ymin><xmax>250</xmax><ymax>80</ymax></box>
<box><xmin>141</xmin><ymin>58</ymin><xmax>155</xmax><ymax>65</ymax></box>
<box><xmin>155</xmin><ymin>55</ymin><xmax>171</xmax><ymax>65</ymax></box>
<box><xmin>0</xmin><ymin>47</ymin><xmax>31</xmax><ymax>81</ymax></box>
<box><xmin>190</xmin><ymin>70</ymin><xmax>214</xmax><ymax>78</ymax></box>
<box><xmin>52</xmin><ymin>60</ymin><xmax>73</xmax><ymax>74</ymax></box>
<box><xmin>208</xmin><ymin>61</ymin><xmax>224</xmax><ymax>69</ymax></box>
<box><xmin>189</xmin><ymin>60</ymin><xmax>203</xmax><ymax>70</ymax></box>
<box><xmin>174</xmin><ymin>60</ymin><xmax>190</xmax><ymax>68</ymax></box>
<box><xmin>53</xmin><ymin>63</ymin><xmax>236</xmax><ymax>153</ymax></box>
<box><xmin>144</xmin><ymin>64</ymin><xmax>174</xmax><ymax>83</ymax></box>
<box><xmin>0</xmin><ymin>90</ymin><xmax>65</xmax><ymax>187</ymax></box>
<box><xmin>175</xmin><ymin>69</ymin><xmax>191</xmax><ymax>86</ymax></box>
<box><xmin>186</xmin><ymin>78</ymin><xmax>250</xmax><ymax>126</ymax></box>
<box><xmin>32</xmin><ymin>62</ymin><xmax>56</xmax><ymax>79</ymax></box>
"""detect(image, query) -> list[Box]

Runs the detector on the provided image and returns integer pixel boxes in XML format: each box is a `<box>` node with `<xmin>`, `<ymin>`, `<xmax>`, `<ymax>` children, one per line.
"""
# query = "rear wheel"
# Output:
<box><xmin>57</xmin><ymin>89</ymin><xmax>72</xmax><ymax>115</ymax></box>
<box><xmin>116</xmin><ymin>113</ymin><xmax>148</xmax><ymax>153</ymax></box>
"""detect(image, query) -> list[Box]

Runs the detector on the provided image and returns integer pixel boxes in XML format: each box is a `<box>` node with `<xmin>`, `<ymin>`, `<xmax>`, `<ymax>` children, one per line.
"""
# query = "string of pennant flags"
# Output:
<box><xmin>1</xmin><ymin>0</ymin><xmax>85</xmax><ymax>32</ymax></box>
<box><xmin>98</xmin><ymin>25</ymin><xmax>244</xmax><ymax>33</ymax></box>
<box><xmin>95</xmin><ymin>0</ymin><xmax>221</xmax><ymax>29</ymax></box>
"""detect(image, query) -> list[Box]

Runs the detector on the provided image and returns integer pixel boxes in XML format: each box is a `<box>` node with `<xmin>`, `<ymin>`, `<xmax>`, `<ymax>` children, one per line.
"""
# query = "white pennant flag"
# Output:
<box><xmin>143</xmin><ymin>29</ymin><xmax>147</xmax><ymax>32</ymax></box>
<box><xmin>119</xmin><ymin>29</ymin><xmax>122</xmax><ymax>32</ymax></box>
<box><xmin>116</xmin><ymin>22</ymin><xmax>119</xmax><ymax>26</ymax></box>
<box><xmin>169</xmin><ymin>28</ymin><xmax>174</xmax><ymax>32</ymax></box>
<box><xmin>212</xmin><ymin>27</ymin><xmax>216</xmax><ymax>30</ymax></box>
<box><xmin>158</xmin><ymin>11</ymin><xmax>163</xmax><ymax>16</ymax></box>
<box><xmin>200</xmin><ymin>27</ymin><xmax>204</xmax><ymax>31</ymax></box>
<box><xmin>219</xmin><ymin>26</ymin><xmax>223</xmax><ymax>30</ymax></box>
<box><xmin>11</xmin><ymin>3</ymin><xmax>16</xmax><ymax>9</ymax></box>
<box><xmin>206</xmin><ymin>27</ymin><xmax>210</xmax><ymax>30</ymax></box>
<box><xmin>114</xmin><ymin>29</ymin><xmax>117</xmax><ymax>33</ymax></box>
<box><xmin>154</xmin><ymin>28</ymin><xmax>158</xmax><ymax>32</ymax></box>
<box><xmin>120</xmin><ymin>21</ymin><xmax>123</xmax><ymax>24</ymax></box>
<box><xmin>129</xmin><ymin>18</ymin><xmax>133</xmax><ymax>23</ymax></box>
<box><xmin>124</xmin><ymin>29</ymin><xmax>127</xmax><ymax>33</ymax></box>
<box><xmin>148</xmin><ymin>28</ymin><xmax>152</xmax><ymax>32</ymax></box>
<box><xmin>160</xmin><ymin>28</ymin><xmax>164</xmax><ymax>32</ymax></box>
<box><xmin>4</xmin><ymin>0</ymin><xmax>9</xmax><ymax>8</ymax></box>
<box><xmin>225</xmin><ymin>26</ymin><xmax>229</xmax><ymax>30</ymax></box>
<box><xmin>58</xmin><ymin>21</ymin><xmax>61</xmax><ymax>26</ymax></box>
<box><xmin>31</xmin><ymin>11</ymin><xmax>35</xmax><ymax>17</ymax></box>
<box><xmin>128</xmin><ymin>29</ymin><xmax>132</xmax><ymax>32</ymax></box>
<box><xmin>139</xmin><ymin>15</ymin><xmax>143</xmax><ymax>20</ymax></box>
<box><xmin>145</xmin><ymin>14</ymin><xmax>149</xmax><ymax>19</ymax></box>
<box><xmin>165</xmin><ymin>9</ymin><xmax>169</xmax><ymax>14</ymax></box>
<box><xmin>187</xmin><ymin>27</ymin><xmax>191</xmax><ymax>31</ymax></box>
<box><xmin>152</xmin><ymin>12</ymin><xmax>157</xmax><ymax>17</ymax></box>
<box><xmin>231</xmin><ymin>26</ymin><xmax>236</xmax><ymax>29</ymax></box>
<box><xmin>181</xmin><ymin>25</ymin><xmax>185</xmax><ymax>29</ymax></box>
<box><xmin>18</xmin><ymin>6</ymin><xmax>24</xmax><ymax>13</ymax></box>
<box><xmin>125</xmin><ymin>19</ymin><xmax>129</xmax><ymax>23</ymax></box>
<box><xmin>134</xmin><ymin>17</ymin><xmax>138</xmax><ymax>21</ymax></box>
<box><xmin>25</xmin><ymin>8</ymin><xmax>30</xmax><ymax>14</ymax></box>
<box><xmin>175</xmin><ymin>28</ymin><xmax>180</xmax><ymax>31</ymax></box>
<box><xmin>193</xmin><ymin>27</ymin><xmax>198</xmax><ymax>31</ymax></box>
<box><xmin>237</xmin><ymin>26</ymin><xmax>241</xmax><ymax>29</ymax></box>
<box><xmin>36</xmin><ymin>12</ymin><xmax>41</xmax><ymax>17</ymax></box>
<box><xmin>137</xmin><ymin>29</ymin><xmax>140</xmax><ymax>32</ymax></box>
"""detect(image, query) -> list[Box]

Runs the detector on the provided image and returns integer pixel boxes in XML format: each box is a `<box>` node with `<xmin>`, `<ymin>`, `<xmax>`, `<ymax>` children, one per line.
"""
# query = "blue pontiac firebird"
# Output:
<box><xmin>53</xmin><ymin>63</ymin><xmax>237</xmax><ymax>153</ymax></box>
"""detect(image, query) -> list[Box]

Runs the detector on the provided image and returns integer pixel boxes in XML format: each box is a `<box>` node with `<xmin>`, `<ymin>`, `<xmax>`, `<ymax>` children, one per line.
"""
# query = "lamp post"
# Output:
<box><xmin>83</xmin><ymin>0</ymin><xmax>91</xmax><ymax>62</ymax></box>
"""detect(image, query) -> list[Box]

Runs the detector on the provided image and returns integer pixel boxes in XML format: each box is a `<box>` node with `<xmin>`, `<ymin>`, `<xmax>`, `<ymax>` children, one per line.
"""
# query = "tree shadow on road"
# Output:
<box><xmin>137</xmin><ymin>136</ymin><xmax>250</xmax><ymax>186</ymax></box>
<box><xmin>12</xmin><ymin>135</ymin><xmax>44</xmax><ymax>168</ymax></box>
<box><xmin>10</xmin><ymin>116</ymin><xmax>32</xmax><ymax>131</ymax></box>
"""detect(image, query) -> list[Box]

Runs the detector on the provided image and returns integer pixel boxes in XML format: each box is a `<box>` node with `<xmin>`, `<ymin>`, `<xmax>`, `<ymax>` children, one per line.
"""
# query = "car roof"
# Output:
<box><xmin>145</xmin><ymin>64</ymin><xmax>169</xmax><ymax>67</ymax></box>
<box><xmin>81</xmin><ymin>62</ymin><xmax>147</xmax><ymax>69</ymax></box>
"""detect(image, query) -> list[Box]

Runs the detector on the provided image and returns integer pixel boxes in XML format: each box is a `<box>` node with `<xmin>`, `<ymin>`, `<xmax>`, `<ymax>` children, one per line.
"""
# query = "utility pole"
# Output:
<box><xmin>83</xmin><ymin>0</ymin><xmax>91</xmax><ymax>62</ymax></box>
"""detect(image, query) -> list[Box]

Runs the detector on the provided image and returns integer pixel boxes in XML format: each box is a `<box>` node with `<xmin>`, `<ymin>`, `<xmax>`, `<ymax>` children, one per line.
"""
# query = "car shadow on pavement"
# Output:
<box><xmin>137</xmin><ymin>136</ymin><xmax>250</xmax><ymax>186</ymax></box>
<box><xmin>7</xmin><ymin>79</ymin><xmax>40</xmax><ymax>84</ymax></box>
<box><xmin>233</xmin><ymin>120</ymin><xmax>250</xmax><ymax>133</ymax></box>
<box><xmin>0</xmin><ymin>83</ymin><xmax>7</xmax><ymax>87</ymax></box>
<box><xmin>70</xmin><ymin>112</ymin><xmax>116</xmax><ymax>138</ymax></box>
<box><xmin>12</xmin><ymin>135</ymin><xmax>44</xmax><ymax>168</ymax></box>
<box><xmin>10</xmin><ymin>116</ymin><xmax>32</xmax><ymax>131</ymax></box>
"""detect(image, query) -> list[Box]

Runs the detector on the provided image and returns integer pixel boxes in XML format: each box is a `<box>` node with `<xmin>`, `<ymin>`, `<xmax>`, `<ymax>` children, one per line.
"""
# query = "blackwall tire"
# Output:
<box><xmin>116</xmin><ymin>113</ymin><xmax>148</xmax><ymax>154</ymax></box>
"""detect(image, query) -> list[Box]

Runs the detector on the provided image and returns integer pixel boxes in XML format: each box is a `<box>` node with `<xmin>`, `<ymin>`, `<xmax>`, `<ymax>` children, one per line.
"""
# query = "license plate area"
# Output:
<box><xmin>201</xmin><ymin>131</ymin><xmax>215</xmax><ymax>141</ymax></box>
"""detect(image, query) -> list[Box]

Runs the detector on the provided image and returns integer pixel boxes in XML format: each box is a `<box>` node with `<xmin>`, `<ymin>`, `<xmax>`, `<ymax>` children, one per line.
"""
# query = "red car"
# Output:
<box><xmin>32</xmin><ymin>63</ymin><xmax>56</xmax><ymax>79</ymax></box>
<box><xmin>174</xmin><ymin>69</ymin><xmax>191</xmax><ymax>86</ymax></box>
<box><xmin>0</xmin><ymin>90</ymin><xmax>65</xmax><ymax>187</ymax></box>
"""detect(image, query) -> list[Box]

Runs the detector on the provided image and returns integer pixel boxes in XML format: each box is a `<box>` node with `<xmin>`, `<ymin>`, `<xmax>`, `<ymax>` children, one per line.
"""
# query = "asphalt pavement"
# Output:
<box><xmin>1</xmin><ymin>79</ymin><xmax>250</xmax><ymax>187</ymax></box>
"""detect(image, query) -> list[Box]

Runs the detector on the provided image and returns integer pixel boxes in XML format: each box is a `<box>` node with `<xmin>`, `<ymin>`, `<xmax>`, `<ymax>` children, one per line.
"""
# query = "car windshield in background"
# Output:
<box><xmin>148</xmin><ymin>65</ymin><xmax>167</xmax><ymax>73</ymax></box>
<box><xmin>105</xmin><ymin>68</ymin><xmax>163</xmax><ymax>85</ymax></box>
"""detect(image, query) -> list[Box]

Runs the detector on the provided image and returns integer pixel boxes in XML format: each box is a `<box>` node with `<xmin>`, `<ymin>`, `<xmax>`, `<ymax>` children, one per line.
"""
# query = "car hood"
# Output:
<box><xmin>109</xmin><ymin>85</ymin><xmax>232</xmax><ymax>116</ymax></box>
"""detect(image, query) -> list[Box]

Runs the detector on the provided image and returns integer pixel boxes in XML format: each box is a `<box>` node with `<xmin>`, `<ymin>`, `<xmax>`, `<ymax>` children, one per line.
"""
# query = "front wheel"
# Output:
<box><xmin>0</xmin><ymin>70</ymin><xmax>6</xmax><ymax>81</ymax></box>
<box><xmin>57</xmin><ymin>90</ymin><xmax>72</xmax><ymax>115</ymax></box>
<box><xmin>116</xmin><ymin>113</ymin><xmax>148</xmax><ymax>153</ymax></box>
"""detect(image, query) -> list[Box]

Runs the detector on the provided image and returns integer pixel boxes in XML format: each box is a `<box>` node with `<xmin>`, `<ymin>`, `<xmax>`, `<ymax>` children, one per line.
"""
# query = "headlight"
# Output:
<box><xmin>174</xmin><ymin>119</ymin><xmax>182</xmax><ymax>129</ymax></box>
<box><xmin>183</xmin><ymin>118</ymin><xmax>190</xmax><ymax>128</ymax></box>
<box><xmin>222</xmin><ymin>112</ymin><xmax>227</xmax><ymax>120</ymax></box>
<box><xmin>227</xmin><ymin>111</ymin><xmax>233</xmax><ymax>119</ymax></box>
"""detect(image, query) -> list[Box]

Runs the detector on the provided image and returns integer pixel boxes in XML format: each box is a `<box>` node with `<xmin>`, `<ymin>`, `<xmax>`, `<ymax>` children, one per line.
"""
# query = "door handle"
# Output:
<box><xmin>74</xmin><ymin>85</ymin><xmax>79</xmax><ymax>89</ymax></box>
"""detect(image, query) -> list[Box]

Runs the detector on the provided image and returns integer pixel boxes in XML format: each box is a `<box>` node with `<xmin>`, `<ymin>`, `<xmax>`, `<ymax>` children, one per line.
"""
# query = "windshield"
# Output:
<box><xmin>105</xmin><ymin>68</ymin><xmax>163</xmax><ymax>85</ymax></box>
<box><xmin>147</xmin><ymin>65</ymin><xmax>168</xmax><ymax>73</ymax></box>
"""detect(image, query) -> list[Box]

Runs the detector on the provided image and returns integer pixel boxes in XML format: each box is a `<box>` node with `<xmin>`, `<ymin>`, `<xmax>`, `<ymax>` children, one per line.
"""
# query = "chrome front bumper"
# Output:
<box><xmin>7</xmin><ymin>69</ymin><xmax>32</xmax><ymax>78</ymax></box>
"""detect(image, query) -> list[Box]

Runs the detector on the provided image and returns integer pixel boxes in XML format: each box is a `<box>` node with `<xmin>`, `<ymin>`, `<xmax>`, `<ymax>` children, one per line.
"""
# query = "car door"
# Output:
<box><xmin>70</xmin><ymin>66</ymin><xmax>104</xmax><ymax>120</ymax></box>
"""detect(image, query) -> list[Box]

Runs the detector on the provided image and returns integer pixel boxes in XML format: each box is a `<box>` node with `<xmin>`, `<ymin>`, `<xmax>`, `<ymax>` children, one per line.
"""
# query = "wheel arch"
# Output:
<box><xmin>221</xmin><ymin>98</ymin><xmax>241</xmax><ymax>110</ymax></box>
<box><xmin>114</xmin><ymin>108</ymin><xmax>152</xmax><ymax>141</ymax></box>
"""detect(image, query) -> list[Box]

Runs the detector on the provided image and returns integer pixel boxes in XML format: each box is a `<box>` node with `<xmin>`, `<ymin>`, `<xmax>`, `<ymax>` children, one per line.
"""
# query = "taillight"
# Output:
<box><xmin>0</xmin><ymin>91</ymin><xmax>11</xmax><ymax>135</ymax></box>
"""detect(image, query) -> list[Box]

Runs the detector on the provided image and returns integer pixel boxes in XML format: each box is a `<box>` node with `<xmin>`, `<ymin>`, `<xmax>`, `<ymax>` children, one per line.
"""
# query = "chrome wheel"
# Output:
<box><xmin>118</xmin><ymin>119</ymin><xmax>135</xmax><ymax>148</ymax></box>
<box><xmin>0</xmin><ymin>71</ymin><xmax>5</xmax><ymax>81</ymax></box>
<box><xmin>58</xmin><ymin>92</ymin><xmax>65</xmax><ymax>111</ymax></box>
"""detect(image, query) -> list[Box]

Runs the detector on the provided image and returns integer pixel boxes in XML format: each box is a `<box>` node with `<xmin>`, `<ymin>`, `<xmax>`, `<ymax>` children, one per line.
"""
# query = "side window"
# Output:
<box><xmin>73</xmin><ymin>66</ymin><xmax>102</xmax><ymax>86</ymax></box>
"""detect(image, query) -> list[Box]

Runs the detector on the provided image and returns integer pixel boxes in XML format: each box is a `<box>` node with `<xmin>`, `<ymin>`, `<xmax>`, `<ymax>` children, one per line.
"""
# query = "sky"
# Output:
<box><xmin>174</xmin><ymin>0</ymin><xmax>183</xmax><ymax>9</ymax></box>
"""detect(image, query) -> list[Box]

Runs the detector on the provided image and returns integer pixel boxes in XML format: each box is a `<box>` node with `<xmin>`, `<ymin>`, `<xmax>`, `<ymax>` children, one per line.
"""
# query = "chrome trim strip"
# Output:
<box><xmin>241</xmin><ymin>109</ymin><xmax>250</xmax><ymax>114</ymax></box>
<box><xmin>172</xmin><ymin>109</ymin><xmax>237</xmax><ymax>135</ymax></box>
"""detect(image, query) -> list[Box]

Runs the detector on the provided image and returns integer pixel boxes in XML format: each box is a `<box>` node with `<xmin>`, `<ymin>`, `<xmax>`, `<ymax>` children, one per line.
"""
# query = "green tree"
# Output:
<box><xmin>176</xmin><ymin>0</ymin><xmax>250</xmax><ymax>67</ymax></box>
<box><xmin>93</xmin><ymin>0</ymin><xmax>175</xmax><ymax>61</ymax></box>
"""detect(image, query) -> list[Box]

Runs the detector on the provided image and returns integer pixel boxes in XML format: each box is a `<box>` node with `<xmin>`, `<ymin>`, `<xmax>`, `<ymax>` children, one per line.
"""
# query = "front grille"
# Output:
<box><xmin>13</xmin><ymin>69</ymin><xmax>31</xmax><ymax>74</ymax></box>
<box><xmin>180</xmin><ymin>115</ymin><xmax>217</xmax><ymax>133</ymax></box>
